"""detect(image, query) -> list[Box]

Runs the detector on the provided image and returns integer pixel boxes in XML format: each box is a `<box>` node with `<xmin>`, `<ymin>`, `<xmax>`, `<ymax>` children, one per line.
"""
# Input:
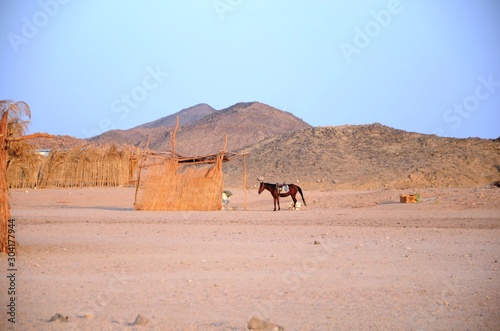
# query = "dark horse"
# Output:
<box><xmin>258</xmin><ymin>182</ymin><xmax>307</xmax><ymax>211</ymax></box>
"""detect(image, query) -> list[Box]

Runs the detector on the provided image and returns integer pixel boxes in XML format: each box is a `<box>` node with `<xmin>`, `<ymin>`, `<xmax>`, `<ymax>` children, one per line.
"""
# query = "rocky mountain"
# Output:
<box><xmin>30</xmin><ymin>135</ymin><xmax>84</xmax><ymax>150</ymax></box>
<box><xmin>87</xmin><ymin>102</ymin><xmax>312</xmax><ymax>155</ymax></box>
<box><xmin>86</xmin><ymin>103</ymin><xmax>217</xmax><ymax>149</ymax></box>
<box><xmin>133</xmin><ymin>103</ymin><xmax>216</xmax><ymax>129</ymax></box>
<box><xmin>28</xmin><ymin>103</ymin><xmax>500</xmax><ymax>189</ymax></box>
<box><xmin>160</xmin><ymin>102</ymin><xmax>312</xmax><ymax>155</ymax></box>
<box><xmin>223</xmin><ymin>123</ymin><xmax>500</xmax><ymax>189</ymax></box>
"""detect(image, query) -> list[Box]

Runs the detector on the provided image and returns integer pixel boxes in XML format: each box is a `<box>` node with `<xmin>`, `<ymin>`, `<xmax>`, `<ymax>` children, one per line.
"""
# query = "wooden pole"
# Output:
<box><xmin>0</xmin><ymin>111</ymin><xmax>10</xmax><ymax>253</ymax></box>
<box><xmin>222</xmin><ymin>134</ymin><xmax>228</xmax><ymax>153</ymax></box>
<box><xmin>243</xmin><ymin>153</ymin><xmax>247</xmax><ymax>211</ymax></box>
<box><xmin>133</xmin><ymin>154</ymin><xmax>146</xmax><ymax>209</ymax></box>
<box><xmin>220</xmin><ymin>134</ymin><xmax>228</xmax><ymax>211</ymax></box>
<box><xmin>170</xmin><ymin>116</ymin><xmax>179</xmax><ymax>157</ymax></box>
<box><xmin>145</xmin><ymin>134</ymin><xmax>152</xmax><ymax>151</ymax></box>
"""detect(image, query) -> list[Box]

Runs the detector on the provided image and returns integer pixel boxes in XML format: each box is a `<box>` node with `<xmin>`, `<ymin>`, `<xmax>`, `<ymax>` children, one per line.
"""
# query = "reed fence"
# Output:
<box><xmin>7</xmin><ymin>144</ymin><xmax>139</xmax><ymax>188</ymax></box>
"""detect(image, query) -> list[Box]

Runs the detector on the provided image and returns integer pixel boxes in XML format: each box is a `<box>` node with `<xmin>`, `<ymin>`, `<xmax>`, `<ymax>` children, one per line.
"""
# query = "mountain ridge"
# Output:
<box><xmin>86</xmin><ymin>101</ymin><xmax>312</xmax><ymax>155</ymax></box>
<box><xmin>133</xmin><ymin>103</ymin><xmax>217</xmax><ymax>129</ymax></box>
<box><xmin>223</xmin><ymin>123</ymin><xmax>500</xmax><ymax>189</ymax></box>
<box><xmin>28</xmin><ymin>103</ymin><xmax>500</xmax><ymax>189</ymax></box>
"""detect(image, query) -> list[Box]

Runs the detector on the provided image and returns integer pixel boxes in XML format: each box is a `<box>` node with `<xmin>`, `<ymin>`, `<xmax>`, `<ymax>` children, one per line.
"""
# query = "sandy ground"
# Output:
<box><xmin>1</xmin><ymin>186</ymin><xmax>499</xmax><ymax>330</ymax></box>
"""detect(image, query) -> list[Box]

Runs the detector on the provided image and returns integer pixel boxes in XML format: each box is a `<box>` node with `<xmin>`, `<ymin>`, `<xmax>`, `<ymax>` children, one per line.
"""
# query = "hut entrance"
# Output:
<box><xmin>134</xmin><ymin>117</ymin><xmax>246</xmax><ymax>211</ymax></box>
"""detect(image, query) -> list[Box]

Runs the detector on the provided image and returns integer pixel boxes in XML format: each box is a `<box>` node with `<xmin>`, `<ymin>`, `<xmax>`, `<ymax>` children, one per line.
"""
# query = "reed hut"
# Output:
<box><xmin>134</xmin><ymin>118</ymin><xmax>247</xmax><ymax>211</ymax></box>
<box><xmin>134</xmin><ymin>152</ymin><xmax>227</xmax><ymax>211</ymax></box>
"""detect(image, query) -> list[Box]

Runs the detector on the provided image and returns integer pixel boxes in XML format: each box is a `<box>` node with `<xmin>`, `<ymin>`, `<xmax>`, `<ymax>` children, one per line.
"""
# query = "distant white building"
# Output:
<box><xmin>35</xmin><ymin>149</ymin><xmax>51</xmax><ymax>157</ymax></box>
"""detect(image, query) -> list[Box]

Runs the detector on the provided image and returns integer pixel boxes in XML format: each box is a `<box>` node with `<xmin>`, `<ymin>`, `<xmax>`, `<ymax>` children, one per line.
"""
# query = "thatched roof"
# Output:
<box><xmin>143</xmin><ymin>151</ymin><xmax>247</xmax><ymax>165</ymax></box>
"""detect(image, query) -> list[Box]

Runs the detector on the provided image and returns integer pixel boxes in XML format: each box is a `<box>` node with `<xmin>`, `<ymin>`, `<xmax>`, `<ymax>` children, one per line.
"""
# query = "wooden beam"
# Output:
<box><xmin>6</xmin><ymin>132</ymin><xmax>54</xmax><ymax>141</ymax></box>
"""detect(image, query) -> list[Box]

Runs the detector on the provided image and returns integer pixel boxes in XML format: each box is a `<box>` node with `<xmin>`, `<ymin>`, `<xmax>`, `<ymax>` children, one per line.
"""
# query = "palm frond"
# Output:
<box><xmin>1</xmin><ymin>100</ymin><xmax>31</xmax><ymax>121</ymax></box>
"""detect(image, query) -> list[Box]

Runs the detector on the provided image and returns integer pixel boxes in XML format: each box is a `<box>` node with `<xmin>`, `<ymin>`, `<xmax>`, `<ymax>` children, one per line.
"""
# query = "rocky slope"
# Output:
<box><xmin>86</xmin><ymin>102</ymin><xmax>311</xmax><ymax>155</ymax></box>
<box><xmin>223</xmin><ymin>123</ymin><xmax>500</xmax><ymax>189</ymax></box>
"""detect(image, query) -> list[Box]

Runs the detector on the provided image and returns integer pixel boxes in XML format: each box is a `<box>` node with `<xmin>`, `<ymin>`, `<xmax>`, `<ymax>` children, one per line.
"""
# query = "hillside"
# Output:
<box><xmin>161</xmin><ymin>102</ymin><xmax>312</xmax><ymax>155</ymax></box>
<box><xmin>223</xmin><ymin>123</ymin><xmax>500</xmax><ymax>189</ymax></box>
<box><xmin>30</xmin><ymin>135</ymin><xmax>84</xmax><ymax>150</ymax></box>
<box><xmin>87</xmin><ymin>103</ymin><xmax>217</xmax><ymax>148</ymax></box>
<box><xmin>85</xmin><ymin>102</ymin><xmax>311</xmax><ymax>155</ymax></box>
<box><xmin>133</xmin><ymin>103</ymin><xmax>216</xmax><ymax>129</ymax></box>
<box><xmin>27</xmin><ymin>104</ymin><xmax>500</xmax><ymax>190</ymax></box>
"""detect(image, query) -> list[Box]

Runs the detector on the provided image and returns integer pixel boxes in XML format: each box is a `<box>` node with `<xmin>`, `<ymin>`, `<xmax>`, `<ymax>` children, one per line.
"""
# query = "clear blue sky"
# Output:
<box><xmin>1</xmin><ymin>0</ymin><xmax>499</xmax><ymax>139</ymax></box>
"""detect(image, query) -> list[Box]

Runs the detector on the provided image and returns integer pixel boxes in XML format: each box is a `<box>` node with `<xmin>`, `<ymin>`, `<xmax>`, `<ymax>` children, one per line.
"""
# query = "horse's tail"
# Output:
<box><xmin>296</xmin><ymin>185</ymin><xmax>307</xmax><ymax>206</ymax></box>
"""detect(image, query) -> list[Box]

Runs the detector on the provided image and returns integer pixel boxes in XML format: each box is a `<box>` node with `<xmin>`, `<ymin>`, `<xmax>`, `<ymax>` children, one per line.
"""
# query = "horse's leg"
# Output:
<box><xmin>277</xmin><ymin>196</ymin><xmax>280</xmax><ymax>211</ymax></box>
<box><xmin>273</xmin><ymin>196</ymin><xmax>277</xmax><ymax>211</ymax></box>
<box><xmin>291</xmin><ymin>193</ymin><xmax>297</xmax><ymax>209</ymax></box>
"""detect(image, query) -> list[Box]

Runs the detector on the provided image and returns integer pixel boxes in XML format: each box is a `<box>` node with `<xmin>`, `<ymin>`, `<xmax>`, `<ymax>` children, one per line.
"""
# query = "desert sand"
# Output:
<box><xmin>1</xmin><ymin>186</ymin><xmax>499</xmax><ymax>330</ymax></box>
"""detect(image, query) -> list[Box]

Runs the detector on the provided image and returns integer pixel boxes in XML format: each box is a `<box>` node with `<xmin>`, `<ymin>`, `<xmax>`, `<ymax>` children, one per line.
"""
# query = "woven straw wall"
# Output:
<box><xmin>134</xmin><ymin>154</ymin><xmax>224</xmax><ymax>211</ymax></box>
<box><xmin>7</xmin><ymin>145</ymin><xmax>138</xmax><ymax>188</ymax></box>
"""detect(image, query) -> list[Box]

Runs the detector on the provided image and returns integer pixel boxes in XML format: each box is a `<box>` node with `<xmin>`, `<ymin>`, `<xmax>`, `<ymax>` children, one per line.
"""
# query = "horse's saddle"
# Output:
<box><xmin>276</xmin><ymin>183</ymin><xmax>289</xmax><ymax>193</ymax></box>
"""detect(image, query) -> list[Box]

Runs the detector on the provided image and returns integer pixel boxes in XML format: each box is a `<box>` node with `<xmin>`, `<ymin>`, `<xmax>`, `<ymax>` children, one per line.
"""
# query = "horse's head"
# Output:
<box><xmin>258</xmin><ymin>181</ymin><xmax>264</xmax><ymax>194</ymax></box>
